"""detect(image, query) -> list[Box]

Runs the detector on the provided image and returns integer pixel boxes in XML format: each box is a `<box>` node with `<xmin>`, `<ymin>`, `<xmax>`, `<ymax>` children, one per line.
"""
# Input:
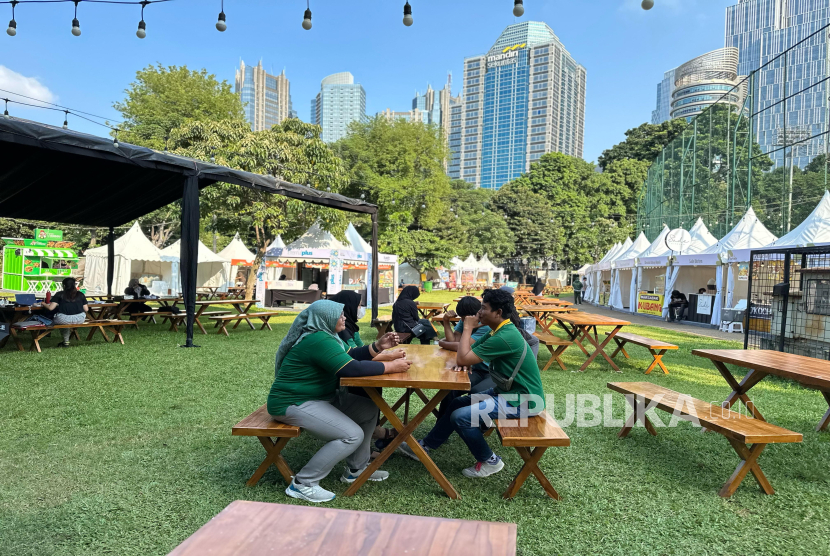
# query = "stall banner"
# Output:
<box><xmin>328</xmin><ymin>253</ymin><xmax>343</xmax><ymax>295</ymax></box>
<box><xmin>34</xmin><ymin>229</ymin><xmax>63</xmax><ymax>241</ymax></box>
<box><xmin>697</xmin><ymin>295</ymin><xmax>712</xmax><ymax>316</ymax></box>
<box><xmin>264</xmin><ymin>260</ymin><xmax>294</xmax><ymax>268</ymax></box>
<box><xmin>255</xmin><ymin>264</ymin><xmax>266</xmax><ymax>309</ymax></box>
<box><xmin>365</xmin><ymin>252</ymin><xmax>373</xmax><ymax>309</ymax></box>
<box><xmin>231</xmin><ymin>258</ymin><xmax>254</xmax><ymax>267</ymax></box>
<box><xmin>738</xmin><ymin>263</ymin><xmax>749</xmax><ymax>281</ymax></box>
<box><xmin>637</xmin><ymin>293</ymin><xmax>664</xmax><ymax>316</ymax></box>
<box><xmin>437</xmin><ymin>269</ymin><xmax>450</xmax><ymax>288</ymax></box>
<box><xmin>461</xmin><ymin>270</ymin><xmax>476</xmax><ymax>286</ymax></box>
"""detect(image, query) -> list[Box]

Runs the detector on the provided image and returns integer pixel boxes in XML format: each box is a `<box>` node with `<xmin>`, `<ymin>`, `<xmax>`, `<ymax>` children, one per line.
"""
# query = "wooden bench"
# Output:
<box><xmin>10</xmin><ymin>320</ymin><xmax>134</xmax><ymax>353</ymax></box>
<box><xmin>127</xmin><ymin>311</ymin><xmax>160</xmax><ymax>327</ymax></box>
<box><xmin>232</xmin><ymin>405</ymin><xmax>301</xmax><ymax>486</ymax></box>
<box><xmin>607</xmin><ymin>382</ymin><xmax>803</xmax><ymax>497</ymax></box>
<box><xmin>371</xmin><ymin>315</ymin><xmax>393</xmax><ymax>336</ymax></box>
<box><xmin>208</xmin><ymin>312</ymin><xmax>281</xmax><ymax>336</ymax></box>
<box><xmin>533</xmin><ymin>333</ymin><xmax>573</xmax><ymax>371</ymax></box>
<box><xmin>605</xmin><ymin>332</ymin><xmax>679</xmax><ymax>374</ymax></box>
<box><xmin>166</xmin><ymin>310</ymin><xmax>231</xmax><ymax>332</ymax></box>
<box><xmin>486</xmin><ymin>411</ymin><xmax>570</xmax><ymax>499</ymax></box>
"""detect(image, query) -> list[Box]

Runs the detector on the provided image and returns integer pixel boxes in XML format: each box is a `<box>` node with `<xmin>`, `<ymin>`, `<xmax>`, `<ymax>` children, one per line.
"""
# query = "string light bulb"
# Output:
<box><xmin>71</xmin><ymin>1</ymin><xmax>81</xmax><ymax>36</ymax></box>
<box><xmin>136</xmin><ymin>1</ymin><xmax>148</xmax><ymax>39</ymax></box>
<box><xmin>513</xmin><ymin>0</ymin><xmax>524</xmax><ymax>17</ymax></box>
<box><xmin>216</xmin><ymin>0</ymin><xmax>227</xmax><ymax>32</ymax></box>
<box><xmin>113</xmin><ymin>129</ymin><xmax>120</xmax><ymax>148</ymax></box>
<box><xmin>302</xmin><ymin>1</ymin><xmax>312</xmax><ymax>30</ymax></box>
<box><xmin>3</xmin><ymin>98</ymin><xmax>9</xmax><ymax>119</ymax></box>
<box><xmin>7</xmin><ymin>0</ymin><xmax>17</xmax><ymax>36</ymax></box>
<box><xmin>62</xmin><ymin>111</ymin><xmax>68</xmax><ymax>129</ymax></box>
<box><xmin>641</xmin><ymin>0</ymin><xmax>654</xmax><ymax>9</ymax></box>
<box><xmin>403</xmin><ymin>2</ymin><xmax>413</xmax><ymax>26</ymax></box>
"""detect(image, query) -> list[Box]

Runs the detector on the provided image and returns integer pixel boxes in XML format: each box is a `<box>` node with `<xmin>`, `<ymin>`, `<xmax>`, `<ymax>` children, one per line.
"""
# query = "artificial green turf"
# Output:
<box><xmin>2</xmin><ymin>292</ymin><xmax>829</xmax><ymax>555</ymax></box>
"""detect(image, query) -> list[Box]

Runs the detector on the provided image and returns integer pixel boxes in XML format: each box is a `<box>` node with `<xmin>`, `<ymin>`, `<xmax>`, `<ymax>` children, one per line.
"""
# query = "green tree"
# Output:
<box><xmin>169</xmin><ymin>118</ymin><xmax>349</xmax><ymax>297</ymax></box>
<box><xmin>603</xmin><ymin>158</ymin><xmax>651</xmax><ymax>214</ymax></box>
<box><xmin>598</xmin><ymin>119</ymin><xmax>688</xmax><ymax>169</ymax></box>
<box><xmin>437</xmin><ymin>180</ymin><xmax>515</xmax><ymax>260</ymax></box>
<box><xmin>335</xmin><ymin>116</ymin><xmax>455</xmax><ymax>271</ymax></box>
<box><xmin>113</xmin><ymin>64</ymin><xmax>245</xmax><ymax>150</ymax></box>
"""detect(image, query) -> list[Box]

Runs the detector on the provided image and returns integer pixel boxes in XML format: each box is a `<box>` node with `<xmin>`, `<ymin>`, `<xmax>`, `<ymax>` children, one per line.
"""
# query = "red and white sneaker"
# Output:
<box><xmin>462</xmin><ymin>457</ymin><xmax>504</xmax><ymax>478</ymax></box>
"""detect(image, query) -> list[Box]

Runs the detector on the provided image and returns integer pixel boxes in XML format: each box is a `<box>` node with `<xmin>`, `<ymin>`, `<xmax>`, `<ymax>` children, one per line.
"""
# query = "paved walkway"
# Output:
<box><xmin>574</xmin><ymin>302</ymin><xmax>740</xmax><ymax>342</ymax></box>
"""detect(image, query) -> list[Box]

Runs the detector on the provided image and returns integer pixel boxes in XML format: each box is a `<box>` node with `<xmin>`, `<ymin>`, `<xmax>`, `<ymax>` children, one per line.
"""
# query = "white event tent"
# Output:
<box><xmin>608</xmin><ymin>232</ymin><xmax>651</xmax><ymax>311</ymax></box>
<box><xmin>764</xmin><ymin>190</ymin><xmax>830</xmax><ymax>249</ymax></box>
<box><xmin>217</xmin><ymin>233</ymin><xmax>256</xmax><ymax>288</ymax></box>
<box><xmin>84</xmin><ymin>222</ymin><xmax>176</xmax><ymax>295</ymax></box>
<box><xmin>596</xmin><ymin>238</ymin><xmax>631</xmax><ymax>306</ymax></box>
<box><xmin>161</xmin><ymin>239</ymin><xmax>231</xmax><ymax>293</ymax></box>
<box><xmin>635</xmin><ymin>225</ymin><xmax>673</xmax><ymax>300</ymax></box>
<box><xmin>587</xmin><ymin>242</ymin><xmax>619</xmax><ymax>304</ymax></box>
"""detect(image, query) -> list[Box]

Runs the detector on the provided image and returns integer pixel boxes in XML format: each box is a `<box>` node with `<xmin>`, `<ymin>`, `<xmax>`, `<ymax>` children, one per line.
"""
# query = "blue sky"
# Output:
<box><xmin>1</xmin><ymin>0</ymin><xmax>736</xmax><ymax>163</ymax></box>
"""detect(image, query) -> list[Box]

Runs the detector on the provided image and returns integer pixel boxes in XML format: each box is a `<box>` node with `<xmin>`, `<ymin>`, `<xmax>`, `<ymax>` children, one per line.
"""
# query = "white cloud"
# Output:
<box><xmin>0</xmin><ymin>65</ymin><xmax>56</xmax><ymax>106</ymax></box>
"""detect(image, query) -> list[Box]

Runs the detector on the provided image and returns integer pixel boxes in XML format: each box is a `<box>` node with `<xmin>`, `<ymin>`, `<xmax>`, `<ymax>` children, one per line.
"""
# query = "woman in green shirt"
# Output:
<box><xmin>268</xmin><ymin>300</ymin><xmax>410</xmax><ymax>503</ymax></box>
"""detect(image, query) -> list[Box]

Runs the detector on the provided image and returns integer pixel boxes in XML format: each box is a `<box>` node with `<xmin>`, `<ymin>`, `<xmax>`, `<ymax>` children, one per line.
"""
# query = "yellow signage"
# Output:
<box><xmin>637</xmin><ymin>293</ymin><xmax>664</xmax><ymax>316</ymax></box>
<box><xmin>502</xmin><ymin>43</ymin><xmax>527</xmax><ymax>53</ymax></box>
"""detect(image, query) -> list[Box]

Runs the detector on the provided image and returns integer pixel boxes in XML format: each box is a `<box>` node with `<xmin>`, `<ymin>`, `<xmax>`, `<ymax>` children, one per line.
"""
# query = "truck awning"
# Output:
<box><xmin>23</xmin><ymin>248</ymin><xmax>79</xmax><ymax>259</ymax></box>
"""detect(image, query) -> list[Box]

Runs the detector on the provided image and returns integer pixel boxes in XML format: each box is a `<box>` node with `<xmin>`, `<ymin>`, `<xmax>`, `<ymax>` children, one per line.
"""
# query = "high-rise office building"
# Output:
<box><xmin>310</xmin><ymin>72</ymin><xmax>366</xmax><ymax>143</ymax></box>
<box><xmin>412</xmin><ymin>85</ymin><xmax>442</xmax><ymax>126</ymax></box>
<box><xmin>726</xmin><ymin>0</ymin><xmax>830</xmax><ymax>168</ymax></box>
<box><xmin>670</xmin><ymin>48</ymin><xmax>745</xmax><ymax>121</ymax></box>
<box><xmin>235</xmin><ymin>60</ymin><xmax>292</xmax><ymax>131</ymax></box>
<box><xmin>457</xmin><ymin>21</ymin><xmax>587</xmax><ymax>190</ymax></box>
<box><xmin>447</xmin><ymin>96</ymin><xmax>464</xmax><ymax>179</ymax></box>
<box><xmin>651</xmin><ymin>68</ymin><xmax>676</xmax><ymax>124</ymax></box>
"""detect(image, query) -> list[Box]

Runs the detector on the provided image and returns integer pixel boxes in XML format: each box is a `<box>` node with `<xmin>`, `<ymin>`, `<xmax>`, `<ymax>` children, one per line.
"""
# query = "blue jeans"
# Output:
<box><xmin>422</xmin><ymin>388</ymin><xmax>538</xmax><ymax>463</ymax></box>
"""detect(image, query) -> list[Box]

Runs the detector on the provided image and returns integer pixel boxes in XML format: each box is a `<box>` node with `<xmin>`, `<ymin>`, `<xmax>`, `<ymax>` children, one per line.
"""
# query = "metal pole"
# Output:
<box><xmin>779</xmin><ymin>251</ymin><xmax>791</xmax><ymax>353</ymax></box>
<box><xmin>692</xmin><ymin>119</ymin><xmax>697</xmax><ymax>218</ymax></box>
<box><xmin>783</xmin><ymin>51</ymin><xmax>788</xmax><ymax>235</ymax></box>
<box><xmin>370</xmin><ymin>211</ymin><xmax>379</xmax><ymax>323</ymax></box>
<box><xmin>788</xmin><ymin>161</ymin><xmax>795</xmax><ymax>233</ymax></box>
<box><xmin>106</xmin><ymin>226</ymin><xmax>114</xmax><ymax>298</ymax></box>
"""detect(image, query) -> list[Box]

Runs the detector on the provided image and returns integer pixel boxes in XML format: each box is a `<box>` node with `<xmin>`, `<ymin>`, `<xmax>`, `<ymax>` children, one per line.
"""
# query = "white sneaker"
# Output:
<box><xmin>340</xmin><ymin>465</ymin><xmax>390</xmax><ymax>484</ymax></box>
<box><xmin>398</xmin><ymin>440</ymin><xmax>429</xmax><ymax>461</ymax></box>
<box><xmin>285</xmin><ymin>478</ymin><xmax>336</xmax><ymax>503</ymax></box>
<box><xmin>462</xmin><ymin>457</ymin><xmax>504</xmax><ymax>478</ymax></box>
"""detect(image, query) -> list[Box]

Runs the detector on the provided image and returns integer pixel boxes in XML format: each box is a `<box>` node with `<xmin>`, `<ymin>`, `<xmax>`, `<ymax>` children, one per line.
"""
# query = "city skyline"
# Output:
<box><xmin>0</xmin><ymin>0</ymin><xmax>737</xmax><ymax>163</ymax></box>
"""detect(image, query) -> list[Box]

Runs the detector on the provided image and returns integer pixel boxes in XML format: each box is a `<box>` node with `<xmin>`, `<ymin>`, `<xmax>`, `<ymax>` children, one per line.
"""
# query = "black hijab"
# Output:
<box><xmin>398</xmin><ymin>285</ymin><xmax>420</xmax><ymax>302</ymax></box>
<box><xmin>328</xmin><ymin>290</ymin><xmax>361</xmax><ymax>342</ymax></box>
<box><xmin>393</xmin><ymin>285</ymin><xmax>421</xmax><ymax>332</ymax></box>
<box><xmin>532</xmin><ymin>279</ymin><xmax>545</xmax><ymax>295</ymax></box>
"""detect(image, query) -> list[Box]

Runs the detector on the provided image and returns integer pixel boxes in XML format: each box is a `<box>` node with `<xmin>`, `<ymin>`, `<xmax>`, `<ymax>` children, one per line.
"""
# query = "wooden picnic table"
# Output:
<box><xmin>531</xmin><ymin>296</ymin><xmax>572</xmax><ymax>306</ymax></box>
<box><xmin>520</xmin><ymin>305</ymin><xmax>579</xmax><ymax>334</ymax></box>
<box><xmin>340</xmin><ymin>344</ymin><xmax>471</xmax><ymax>500</ymax></box>
<box><xmin>0</xmin><ymin>304</ymin><xmax>45</xmax><ymax>348</ymax></box>
<box><xmin>452</xmin><ymin>295</ymin><xmax>482</xmax><ymax>303</ymax></box>
<box><xmin>174</xmin><ymin>299</ymin><xmax>258</xmax><ymax>334</ymax></box>
<box><xmin>110</xmin><ymin>297</ymin><xmax>183</xmax><ymax>319</ymax></box>
<box><xmin>167</xmin><ymin>500</ymin><xmax>517</xmax><ymax>556</ymax></box>
<box><xmin>553</xmin><ymin>313</ymin><xmax>631</xmax><ymax>372</ymax></box>
<box><xmin>85</xmin><ymin>302</ymin><xmax>118</xmax><ymax>320</ymax></box>
<box><xmin>692</xmin><ymin>349</ymin><xmax>830</xmax><ymax>432</ymax></box>
<box><xmin>415</xmin><ymin>301</ymin><xmax>450</xmax><ymax>320</ymax></box>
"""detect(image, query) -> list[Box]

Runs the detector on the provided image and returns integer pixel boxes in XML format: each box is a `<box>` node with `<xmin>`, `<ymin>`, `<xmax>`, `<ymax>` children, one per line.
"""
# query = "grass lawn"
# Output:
<box><xmin>2</xmin><ymin>291</ymin><xmax>830</xmax><ymax>554</ymax></box>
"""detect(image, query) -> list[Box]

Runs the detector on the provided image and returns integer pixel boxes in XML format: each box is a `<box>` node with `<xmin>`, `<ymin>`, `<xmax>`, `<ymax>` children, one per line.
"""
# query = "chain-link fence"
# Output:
<box><xmin>637</xmin><ymin>23</ymin><xmax>830</xmax><ymax>241</ymax></box>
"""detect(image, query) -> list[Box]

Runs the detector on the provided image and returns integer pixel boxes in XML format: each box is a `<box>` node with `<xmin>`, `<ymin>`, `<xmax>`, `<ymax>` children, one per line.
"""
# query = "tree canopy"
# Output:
<box><xmin>598</xmin><ymin>119</ymin><xmax>688</xmax><ymax>170</ymax></box>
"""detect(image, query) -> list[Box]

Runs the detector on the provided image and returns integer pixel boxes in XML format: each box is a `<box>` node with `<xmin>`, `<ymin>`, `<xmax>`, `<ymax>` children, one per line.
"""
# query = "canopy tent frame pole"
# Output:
<box><xmin>107</xmin><ymin>226</ymin><xmax>114</xmax><ymax>298</ymax></box>
<box><xmin>371</xmin><ymin>212</ymin><xmax>379</xmax><ymax>324</ymax></box>
<box><xmin>180</xmin><ymin>175</ymin><xmax>200</xmax><ymax>348</ymax></box>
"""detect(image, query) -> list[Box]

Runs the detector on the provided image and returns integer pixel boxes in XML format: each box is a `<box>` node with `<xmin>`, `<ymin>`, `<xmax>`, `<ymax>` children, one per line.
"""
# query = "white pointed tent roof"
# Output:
<box><xmin>461</xmin><ymin>254</ymin><xmax>479</xmax><ymax>270</ymax></box>
<box><xmin>345</xmin><ymin>223</ymin><xmax>371</xmax><ymax>252</ymax></box>
<box><xmin>449</xmin><ymin>257</ymin><xmax>464</xmax><ymax>270</ymax></box>
<box><xmin>685</xmin><ymin>218</ymin><xmax>719</xmax><ymax>254</ymax></box>
<box><xmin>639</xmin><ymin>225</ymin><xmax>672</xmax><ymax>258</ymax></box>
<box><xmin>85</xmin><ymin>222</ymin><xmax>169</xmax><ymax>261</ymax></box>
<box><xmin>285</xmin><ymin>222</ymin><xmax>348</xmax><ymax>251</ymax></box>
<box><xmin>265</xmin><ymin>235</ymin><xmax>286</xmax><ymax>256</ymax></box>
<box><xmin>161</xmin><ymin>239</ymin><xmax>230</xmax><ymax>263</ymax></box>
<box><xmin>576</xmin><ymin>264</ymin><xmax>591</xmax><ymax>274</ymax></box>
<box><xmin>217</xmin><ymin>233</ymin><xmax>255</xmax><ymax>263</ymax></box>
<box><xmin>766</xmin><ymin>191</ymin><xmax>830</xmax><ymax>248</ymax></box>
<box><xmin>701</xmin><ymin>207</ymin><xmax>777</xmax><ymax>255</ymax></box>
<box><xmin>612</xmin><ymin>233</ymin><xmax>652</xmax><ymax>269</ymax></box>
<box><xmin>597</xmin><ymin>242</ymin><xmax>621</xmax><ymax>264</ymax></box>
<box><xmin>477</xmin><ymin>254</ymin><xmax>504</xmax><ymax>273</ymax></box>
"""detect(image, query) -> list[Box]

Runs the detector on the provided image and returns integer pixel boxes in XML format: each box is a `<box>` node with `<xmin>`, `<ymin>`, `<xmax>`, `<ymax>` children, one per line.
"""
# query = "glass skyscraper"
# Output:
<box><xmin>726</xmin><ymin>0</ymin><xmax>830</xmax><ymax>168</ymax></box>
<box><xmin>235</xmin><ymin>60</ymin><xmax>292</xmax><ymax>132</ymax></box>
<box><xmin>651</xmin><ymin>68</ymin><xmax>676</xmax><ymax>124</ymax></box>
<box><xmin>455</xmin><ymin>22</ymin><xmax>586</xmax><ymax>189</ymax></box>
<box><xmin>310</xmin><ymin>72</ymin><xmax>366</xmax><ymax>144</ymax></box>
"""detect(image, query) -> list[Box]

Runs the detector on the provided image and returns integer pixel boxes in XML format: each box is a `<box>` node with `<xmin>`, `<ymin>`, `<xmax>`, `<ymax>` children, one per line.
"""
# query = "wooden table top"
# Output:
<box><xmin>340</xmin><ymin>344</ymin><xmax>471</xmax><ymax>390</ymax></box>
<box><xmin>554</xmin><ymin>313</ymin><xmax>630</xmax><ymax>326</ymax></box>
<box><xmin>531</xmin><ymin>297</ymin><xmax>572</xmax><ymax>306</ymax></box>
<box><xmin>194</xmin><ymin>299</ymin><xmax>255</xmax><ymax>306</ymax></box>
<box><xmin>692</xmin><ymin>349</ymin><xmax>830</xmax><ymax>390</ymax></box>
<box><xmin>167</xmin><ymin>500</ymin><xmax>517</xmax><ymax>556</ymax></box>
<box><xmin>415</xmin><ymin>301</ymin><xmax>450</xmax><ymax>309</ymax></box>
<box><xmin>430</xmin><ymin>313</ymin><xmax>461</xmax><ymax>322</ymax></box>
<box><xmin>521</xmin><ymin>305</ymin><xmax>578</xmax><ymax>313</ymax></box>
<box><xmin>453</xmin><ymin>296</ymin><xmax>482</xmax><ymax>302</ymax></box>
<box><xmin>87</xmin><ymin>302</ymin><xmax>118</xmax><ymax>307</ymax></box>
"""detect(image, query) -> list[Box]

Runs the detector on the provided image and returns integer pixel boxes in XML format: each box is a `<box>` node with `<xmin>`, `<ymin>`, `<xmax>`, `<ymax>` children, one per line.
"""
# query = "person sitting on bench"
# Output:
<box><xmin>392</xmin><ymin>285</ymin><xmax>437</xmax><ymax>344</ymax></box>
<box><xmin>41</xmin><ymin>277</ymin><xmax>87</xmax><ymax>348</ymax></box>
<box><xmin>399</xmin><ymin>289</ymin><xmax>546</xmax><ymax>479</ymax></box>
<box><xmin>668</xmin><ymin>290</ymin><xmax>688</xmax><ymax>322</ymax></box>
<box><xmin>125</xmin><ymin>278</ymin><xmax>153</xmax><ymax>318</ymax></box>
<box><xmin>267</xmin><ymin>300</ymin><xmax>410</xmax><ymax>503</ymax></box>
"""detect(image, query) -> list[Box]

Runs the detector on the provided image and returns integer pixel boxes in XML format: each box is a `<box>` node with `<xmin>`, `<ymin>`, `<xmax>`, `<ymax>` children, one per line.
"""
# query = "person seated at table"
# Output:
<box><xmin>532</xmin><ymin>278</ymin><xmax>545</xmax><ymax>296</ymax></box>
<box><xmin>698</xmin><ymin>288</ymin><xmax>706</xmax><ymax>295</ymax></box>
<box><xmin>436</xmin><ymin>296</ymin><xmax>493</xmax><ymax>417</ymax></box>
<box><xmin>668</xmin><ymin>290</ymin><xmax>688</xmax><ymax>322</ymax></box>
<box><xmin>268</xmin><ymin>300</ymin><xmax>410</xmax><ymax>503</ymax></box>
<box><xmin>41</xmin><ymin>277</ymin><xmax>88</xmax><ymax>348</ymax></box>
<box><xmin>392</xmin><ymin>285</ymin><xmax>437</xmax><ymax>344</ymax></box>
<box><xmin>125</xmin><ymin>278</ymin><xmax>153</xmax><ymax>319</ymax></box>
<box><xmin>279</xmin><ymin>274</ymin><xmax>287</xmax><ymax>281</ymax></box>
<box><xmin>400</xmin><ymin>288</ymin><xmax>545</xmax><ymax>479</ymax></box>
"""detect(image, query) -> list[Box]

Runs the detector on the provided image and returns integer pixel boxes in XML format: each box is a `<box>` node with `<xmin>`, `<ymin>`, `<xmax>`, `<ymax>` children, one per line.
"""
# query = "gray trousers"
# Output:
<box><xmin>53</xmin><ymin>313</ymin><xmax>86</xmax><ymax>343</ymax></box>
<box><xmin>275</xmin><ymin>392</ymin><xmax>378</xmax><ymax>487</ymax></box>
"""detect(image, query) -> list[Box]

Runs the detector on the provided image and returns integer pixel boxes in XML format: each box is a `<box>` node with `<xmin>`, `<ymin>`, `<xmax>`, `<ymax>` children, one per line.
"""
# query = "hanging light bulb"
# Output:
<box><xmin>403</xmin><ymin>2</ymin><xmax>413</xmax><ymax>26</ymax></box>
<box><xmin>136</xmin><ymin>1</ymin><xmax>148</xmax><ymax>38</ymax></box>
<box><xmin>7</xmin><ymin>0</ymin><xmax>17</xmax><ymax>36</ymax></box>
<box><xmin>421</xmin><ymin>203</ymin><xmax>426</xmax><ymax>209</ymax></box>
<box><xmin>62</xmin><ymin>111</ymin><xmax>68</xmax><ymax>129</ymax></box>
<box><xmin>71</xmin><ymin>1</ymin><xmax>81</xmax><ymax>36</ymax></box>
<box><xmin>302</xmin><ymin>1</ymin><xmax>312</xmax><ymax>30</ymax></box>
<box><xmin>641</xmin><ymin>0</ymin><xmax>654</xmax><ymax>9</ymax></box>
<box><xmin>216</xmin><ymin>0</ymin><xmax>227</xmax><ymax>32</ymax></box>
<box><xmin>361</xmin><ymin>193</ymin><xmax>366</xmax><ymax>199</ymax></box>
<box><xmin>3</xmin><ymin>98</ymin><xmax>10</xmax><ymax>119</ymax></box>
<box><xmin>513</xmin><ymin>0</ymin><xmax>524</xmax><ymax>17</ymax></box>
<box><xmin>113</xmin><ymin>129</ymin><xmax>120</xmax><ymax>148</ymax></box>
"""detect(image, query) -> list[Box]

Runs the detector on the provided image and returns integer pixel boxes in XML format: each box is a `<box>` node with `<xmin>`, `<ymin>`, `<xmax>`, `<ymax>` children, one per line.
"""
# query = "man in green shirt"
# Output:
<box><xmin>400</xmin><ymin>289</ymin><xmax>545</xmax><ymax>478</ymax></box>
<box><xmin>573</xmin><ymin>277</ymin><xmax>584</xmax><ymax>305</ymax></box>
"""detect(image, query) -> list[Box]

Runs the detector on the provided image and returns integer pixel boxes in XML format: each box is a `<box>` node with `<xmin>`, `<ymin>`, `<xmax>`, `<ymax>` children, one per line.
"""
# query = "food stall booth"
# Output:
<box><xmin>608</xmin><ymin>232</ymin><xmax>650</xmax><ymax>312</ymax></box>
<box><xmin>634</xmin><ymin>226</ymin><xmax>671</xmax><ymax>317</ymax></box>
<box><xmin>218</xmin><ymin>233</ymin><xmax>256</xmax><ymax>289</ymax></box>
<box><xmin>2</xmin><ymin>229</ymin><xmax>79</xmax><ymax>294</ymax></box>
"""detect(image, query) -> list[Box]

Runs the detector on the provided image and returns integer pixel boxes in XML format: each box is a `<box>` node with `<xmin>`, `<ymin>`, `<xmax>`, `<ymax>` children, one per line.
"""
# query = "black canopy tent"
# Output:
<box><xmin>0</xmin><ymin>117</ymin><xmax>379</xmax><ymax>346</ymax></box>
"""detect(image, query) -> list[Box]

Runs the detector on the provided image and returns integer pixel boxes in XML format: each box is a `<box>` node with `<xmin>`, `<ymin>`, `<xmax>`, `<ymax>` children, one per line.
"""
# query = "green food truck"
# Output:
<box><xmin>2</xmin><ymin>229</ymin><xmax>79</xmax><ymax>294</ymax></box>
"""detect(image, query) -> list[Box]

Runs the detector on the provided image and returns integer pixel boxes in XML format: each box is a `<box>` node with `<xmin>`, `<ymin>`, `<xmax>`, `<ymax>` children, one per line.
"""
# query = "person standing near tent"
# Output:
<box><xmin>41</xmin><ymin>278</ymin><xmax>88</xmax><ymax>348</ymax></box>
<box><xmin>532</xmin><ymin>278</ymin><xmax>545</xmax><ymax>296</ymax></box>
<box><xmin>573</xmin><ymin>277</ymin><xmax>584</xmax><ymax>304</ymax></box>
<box><xmin>392</xmin><ymin>285</ymin><xmax>437</xmax><ymax>344</ymax></box>
<box><xmin>267</xmin><ymin>300</ymin><xmax>410</xmax><ymax>503</ymax></box>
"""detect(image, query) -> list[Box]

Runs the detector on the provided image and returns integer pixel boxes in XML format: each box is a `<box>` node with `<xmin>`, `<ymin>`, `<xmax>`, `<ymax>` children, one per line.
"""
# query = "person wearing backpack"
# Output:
<box><xmin>399</xmin><ymin>288</ymin><xmax>545</xmax><ymax>478</ymax></box>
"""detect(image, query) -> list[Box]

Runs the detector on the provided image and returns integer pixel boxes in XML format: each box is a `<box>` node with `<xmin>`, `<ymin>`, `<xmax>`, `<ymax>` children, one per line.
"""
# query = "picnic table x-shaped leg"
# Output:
<box><xmin>558</xmin><ymin>322</ymin><xmax>624</xmax><ymax>372</ymax></box>
<box><xmin>343</xmin><ymin>387</ymin><xmax>459</xmax><ymax>500</ymax></box>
